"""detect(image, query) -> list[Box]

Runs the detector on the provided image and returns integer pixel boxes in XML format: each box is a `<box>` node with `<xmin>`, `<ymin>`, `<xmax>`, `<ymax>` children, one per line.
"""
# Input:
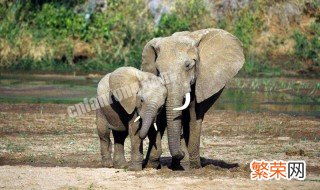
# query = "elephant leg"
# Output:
<box><xmin>171</xmin><ymin>135</ymin><xmax>190</xmax><ymax>170</ymax></box>
<box><xmin>180</xmin><ymin>137</ymin><xmax>190</xmax><ymax>170</ymax></box>
<box><xmin>187</xmin><ymin>100</ymin><xmax>203</xmax><ymax>169</ymax></box>
<box><xmin>112</xmin><ymin>130</ymin><xmax>128</xmax><ymax>169</ymax></box>
<box><xmin>187</xmin><ymin>88</ymin><xmax>223</xmax><ymax>168</ymax></box>
<box><xmin>145</xmin><ymin>127</ymin><xmax>162</xmax><ymax>169</ymax></box>
<box><xmin>169</xmin><ymin>111</ymin><xmax>190</xmax><ymax>170</ymax></box>
<box><xmin>96</xmin><ymin>109</ymin><xmax>113</xmax><ymax>168</ymax></box>
<box><xmin>128</xmin><ymin>121</ymin><xmax>143</xmax><ymax>171</ymax></box>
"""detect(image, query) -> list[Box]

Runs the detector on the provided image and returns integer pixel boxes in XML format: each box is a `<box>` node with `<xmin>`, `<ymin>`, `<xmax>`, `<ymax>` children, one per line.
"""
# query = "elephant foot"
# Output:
<box><xmin>190</xmin><ymin>159</ymin><xmax>202</xmax><ymax>169</ymax></box>
<box><xmin>101</xmin><ymin>159</ymin><xmax>113</xmax><ymax>168</ymax></box>
<box><xmin>180</xmin><ymin>161</ymin><xmax>190</xmax><ymax>171</ymax></box>
<box><xmin>128</xmin><ymin>163</ymin><xmax>142</xmax><ymax>171</ymax></box>
<box><xmin>190</xmin><ymin>161</ymin><xmax>201</xmax><ymax>169</ymax></box>
<box><xmin>171</xmin><ymin>159</ymin><xmax>190</xmax><ymax>171</ymax></box>
<box><xmin>144</xmin><ymin>160</ymin><xmax>160</xmax><ymax>169</ymax></box>
<box><xmin>113</xmin><ymin>160</ymin><xmax>129</xmax><ymax>169</ymax></box>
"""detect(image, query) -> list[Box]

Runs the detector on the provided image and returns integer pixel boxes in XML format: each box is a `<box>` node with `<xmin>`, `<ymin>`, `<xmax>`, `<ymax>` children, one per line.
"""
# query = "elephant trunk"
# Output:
<box><xmin>166</xmin><ymin>91</ymin><xmax>185</xmax><ymax>160</ymax></box>
<box><xmin>139</xmin><ymin>103</ymin><xmax>158</xmax><ymax>139</ymax></box>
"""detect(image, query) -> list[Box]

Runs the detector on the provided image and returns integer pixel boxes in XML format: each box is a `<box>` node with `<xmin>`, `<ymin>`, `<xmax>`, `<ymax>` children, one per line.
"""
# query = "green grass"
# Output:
<box><xmin>27</xmin><ymin>154</ymin><xmax>36</xmax><ymax>163</ymax></box>
<box><xmin>6</xmin><ymin>142</ymin><xmax>26</xmax><ymax>153</ymax></box>
<box><xmin>231</xmin><ymin>78</ymin><xmax>319</xmax><ymax>94</ymax></box>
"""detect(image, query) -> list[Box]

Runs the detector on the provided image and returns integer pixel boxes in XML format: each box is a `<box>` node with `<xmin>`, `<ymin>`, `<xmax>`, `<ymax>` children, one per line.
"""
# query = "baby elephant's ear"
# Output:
<box><xmin>109</xmin><ymin>67</ymin><xmax>140</xmax><ymax>114</ymax></box>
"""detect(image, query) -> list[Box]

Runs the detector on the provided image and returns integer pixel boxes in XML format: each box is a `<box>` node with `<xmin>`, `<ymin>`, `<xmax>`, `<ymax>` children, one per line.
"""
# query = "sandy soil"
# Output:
<box><xmin>1</xmin><ymin>165</ymin><xmax>320</xmax><ymax>190</ymax></box>
<box><xmin>0</xmin><ymin>103</ymin><xmax>319</xmax><ymax>189</ymax></box>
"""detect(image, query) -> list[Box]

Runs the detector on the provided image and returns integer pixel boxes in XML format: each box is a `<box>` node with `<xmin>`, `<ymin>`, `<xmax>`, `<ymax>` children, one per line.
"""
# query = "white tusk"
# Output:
<box><xmin>134</xmin><ymin>116</ymin><xmax>141</xmax><ymax>122</ymax></box>
<box><xmin>173</xmin><ymin>93</ymin><xmax>191</xmax><ymax>111</ymax></box>
<box><xmin>153</xmin><ymin>123</ymin><xmax>158</xmax><ymax>131</ymax></box>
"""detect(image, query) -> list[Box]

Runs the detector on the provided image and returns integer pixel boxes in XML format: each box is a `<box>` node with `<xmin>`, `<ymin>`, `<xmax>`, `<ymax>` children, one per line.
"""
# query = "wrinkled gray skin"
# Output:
<box><xmin>141</xmin><ymin>28</ymin><xmax>245</xmax><ymax>170</ymax></box>
<box><xmin>96</xmin><ymin>67</ymin><xmax>167</xmax><ymax>171</ymax></box>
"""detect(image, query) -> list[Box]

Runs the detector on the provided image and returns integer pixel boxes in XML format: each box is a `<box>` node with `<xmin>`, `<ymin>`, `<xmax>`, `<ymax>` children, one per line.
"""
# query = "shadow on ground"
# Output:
<box><xmin>1</xmin><ymin>154</ymin><xmax>238</xmax><ymax>171</ymax></box>
<box><xmin>158</xmin><ymin>156</ymin><xmax>239</xmax><ymax>170</ymax></box>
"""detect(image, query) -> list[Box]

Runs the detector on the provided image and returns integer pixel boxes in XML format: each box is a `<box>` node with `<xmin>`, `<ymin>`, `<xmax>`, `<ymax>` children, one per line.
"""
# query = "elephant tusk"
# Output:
<box><xmin>134</xmin><ymin>116</ymin><xmax>141</xmax><ymax>123</ymax></box>
<box><xmin>173</xmin><ymin>92</ymin><xmax>191</xmax><ymax>111</ymax></box>
<box><xmin>153</xmin><ymin>123</ymin><xmax>158</xmax><ymax>131</ymax></box>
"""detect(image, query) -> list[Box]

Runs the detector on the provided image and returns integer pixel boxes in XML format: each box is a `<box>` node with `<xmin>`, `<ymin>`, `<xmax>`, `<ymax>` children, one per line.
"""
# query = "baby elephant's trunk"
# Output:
<box><xmin>139</xmin><ymin>103</ymin><xmax>158</xmax><ymax>139</ymax></box>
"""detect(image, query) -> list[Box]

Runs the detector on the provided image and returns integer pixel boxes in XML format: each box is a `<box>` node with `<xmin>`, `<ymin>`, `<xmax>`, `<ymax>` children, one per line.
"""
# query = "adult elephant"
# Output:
<box><xmin>141</xmin><ymin>28</ymin><xmax>245</xmax><ymax>169</ymax></box>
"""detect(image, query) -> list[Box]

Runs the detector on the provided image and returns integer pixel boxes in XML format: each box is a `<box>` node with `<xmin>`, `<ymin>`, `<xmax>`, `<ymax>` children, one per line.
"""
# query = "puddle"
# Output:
<box><xmin>0</xmin><ymin>75</ymin><xmax>319</xmax><ymax>117</ymax></box>
<box><xmin>215</xmin><ymin>89</ymin><xmax>320</xmax><ymax>117</ymax></box>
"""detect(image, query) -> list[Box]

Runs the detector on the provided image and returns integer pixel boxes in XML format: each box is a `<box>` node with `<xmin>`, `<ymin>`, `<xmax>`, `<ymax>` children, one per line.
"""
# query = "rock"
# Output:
<box><xmin>147</xmin><ymin>0</ymin><xmax>173</xmax><ymax>25</ymax></box>
<box><xmin>268</xmin><ymin>1</ymin><xmax>302</xmax><ymax>27</ymax></box>
<box><xmin>204</xmin><ymin>0</ymin><xmax>251</xmax><ymax>20</ymax></box>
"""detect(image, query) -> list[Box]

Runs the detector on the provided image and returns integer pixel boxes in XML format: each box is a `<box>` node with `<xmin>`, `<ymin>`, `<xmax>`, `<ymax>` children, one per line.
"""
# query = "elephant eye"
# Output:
<box><xmin>184</xmin><ymin>60</ymin><xmax>195</xmax><ymax>70</ymax></box>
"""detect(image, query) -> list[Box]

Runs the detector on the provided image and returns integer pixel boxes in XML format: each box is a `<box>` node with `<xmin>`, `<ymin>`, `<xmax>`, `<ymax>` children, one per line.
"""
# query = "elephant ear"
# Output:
<box><xmin>190</xmin><ymin>29</ymin><xmax>245</xmax><ymax>103</ymax></box>
<box><xmin>141</xmin><ymin>38</ymin><xmax>161</xmax><ymax>74</ymax></box>
<box><xmin>109</xmin><ymin>67</ymin><xmax>140</xmax><ymax>114</ymax></box>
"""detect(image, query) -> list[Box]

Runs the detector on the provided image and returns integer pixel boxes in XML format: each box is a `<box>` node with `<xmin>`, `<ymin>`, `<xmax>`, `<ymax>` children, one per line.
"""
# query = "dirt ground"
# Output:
<box><xmin>0</xmin><ymin>103</ymin><xmax>319</xmax><ymax>189</ymax></box>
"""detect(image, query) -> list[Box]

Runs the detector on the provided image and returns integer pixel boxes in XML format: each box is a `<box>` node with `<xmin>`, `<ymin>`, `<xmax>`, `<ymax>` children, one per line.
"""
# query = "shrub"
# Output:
<box><xmin>32</xmin><ymin>3</ymin><xmax>86</xmax><ymax>39</ymax></box>
<box><xmin>292</xmin><ymin>22</ymin><xmax>319</xmax><ymax>67</ymax></box>
<box><xmin>154</xmin><ymin>13</ymin><xmax>190</xmax><ymax>37</ymax></box>
<box><xmin>233</xmin><ymin>10</ymin><xmax>261</xmax><ymax>50</ymax></box>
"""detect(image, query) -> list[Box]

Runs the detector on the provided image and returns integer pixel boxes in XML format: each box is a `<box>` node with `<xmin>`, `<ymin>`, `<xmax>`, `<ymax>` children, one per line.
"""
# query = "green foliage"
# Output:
<box><xmin>241</xmin><ymin>54</ymin><xmax>281</xmax><ymax>76</ymax></box>
<box><xmin>0</xmin><ymin>2</ymin><xmax>23</xmax><ymax>42</ymax></box>
<box><xmin>154</xmin><ymin>13</ymin><xmax>190</xmax><ymax>37</ymax></box>
<box><xmin>293</xmin><ymin>32</ymin><xmax>310</xmax><ymax>59</ymax></box>
<box><xmin>217</xmin><ymin>18</ymin><xmax>227</xmax><ymax>30</ymax></box>
<box><xmin>233</xmin><ymin>9</ymin><xmax>266</xmax><ymax>76</ymax></box>
<box><xmin>243</xmin><ymin>54</ymin><xmax>261</xmax><ymax>74</ymax></box>
<box><xmin>233</xmin><ymin>10</ymin><xmax>261</xmax><ymax>50</ymax></box>
<box><xmin>8</xmin><ymin>57</ymin><xmax>73</xmax><ymax>72</ymax></box>
<box><xmin>0</xmin><ymin>0</ymin><xmax>318</xmax><ymax>76</ymax></box>
<box><xmin>29</xmin><ymin>0</ymin><xmax>85</xmax><ymax>7</ymax></box>
<box><xmin>33</xmin><ymin>4</ymin><xmax>85</xmax><ymax>38</ymax></box>
<box><xmin>292</xmin><ymin>22</ymin><xmax>319</xmax><ymax>66</ymax></box>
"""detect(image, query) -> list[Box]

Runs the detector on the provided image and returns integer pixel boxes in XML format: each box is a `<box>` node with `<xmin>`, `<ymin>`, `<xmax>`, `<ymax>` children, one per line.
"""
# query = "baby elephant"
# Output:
<box><xmin>96</xmin><ymin>67</ymin><xmax>167</xmax><ymax>171</ymax></box>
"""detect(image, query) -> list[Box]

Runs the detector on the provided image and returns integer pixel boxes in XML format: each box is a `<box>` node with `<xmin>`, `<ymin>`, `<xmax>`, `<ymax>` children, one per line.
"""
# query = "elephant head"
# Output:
<box><xmin>141</xmin><ymin>28</ymin><xmax>245</xmax><ymax>160</ymax></box>
<box><xmin>108</xmin><ymin>67</ymin><xmax>167</xmax><ymax>139</ymax></box>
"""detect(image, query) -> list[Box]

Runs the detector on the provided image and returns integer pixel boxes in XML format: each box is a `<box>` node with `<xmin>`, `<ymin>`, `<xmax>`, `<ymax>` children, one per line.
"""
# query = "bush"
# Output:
<box><xmin>233</xmin><ymin>10</ymin><xmax>261</xmax><ymax>50</ymax></box>
<box><xmin>292</xmin><ymin>22</ymin><xmax>319</xmax><ymax>67</ymax></box>
<box><xmin>154</xmin><ymin>13</ymin><xmax>190</xmax><ymax>37</ymax></box>
<box><xmin>240</xmin><ymin>53</ymin><xmax>281</xmax><ymax>76</ymax></box>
